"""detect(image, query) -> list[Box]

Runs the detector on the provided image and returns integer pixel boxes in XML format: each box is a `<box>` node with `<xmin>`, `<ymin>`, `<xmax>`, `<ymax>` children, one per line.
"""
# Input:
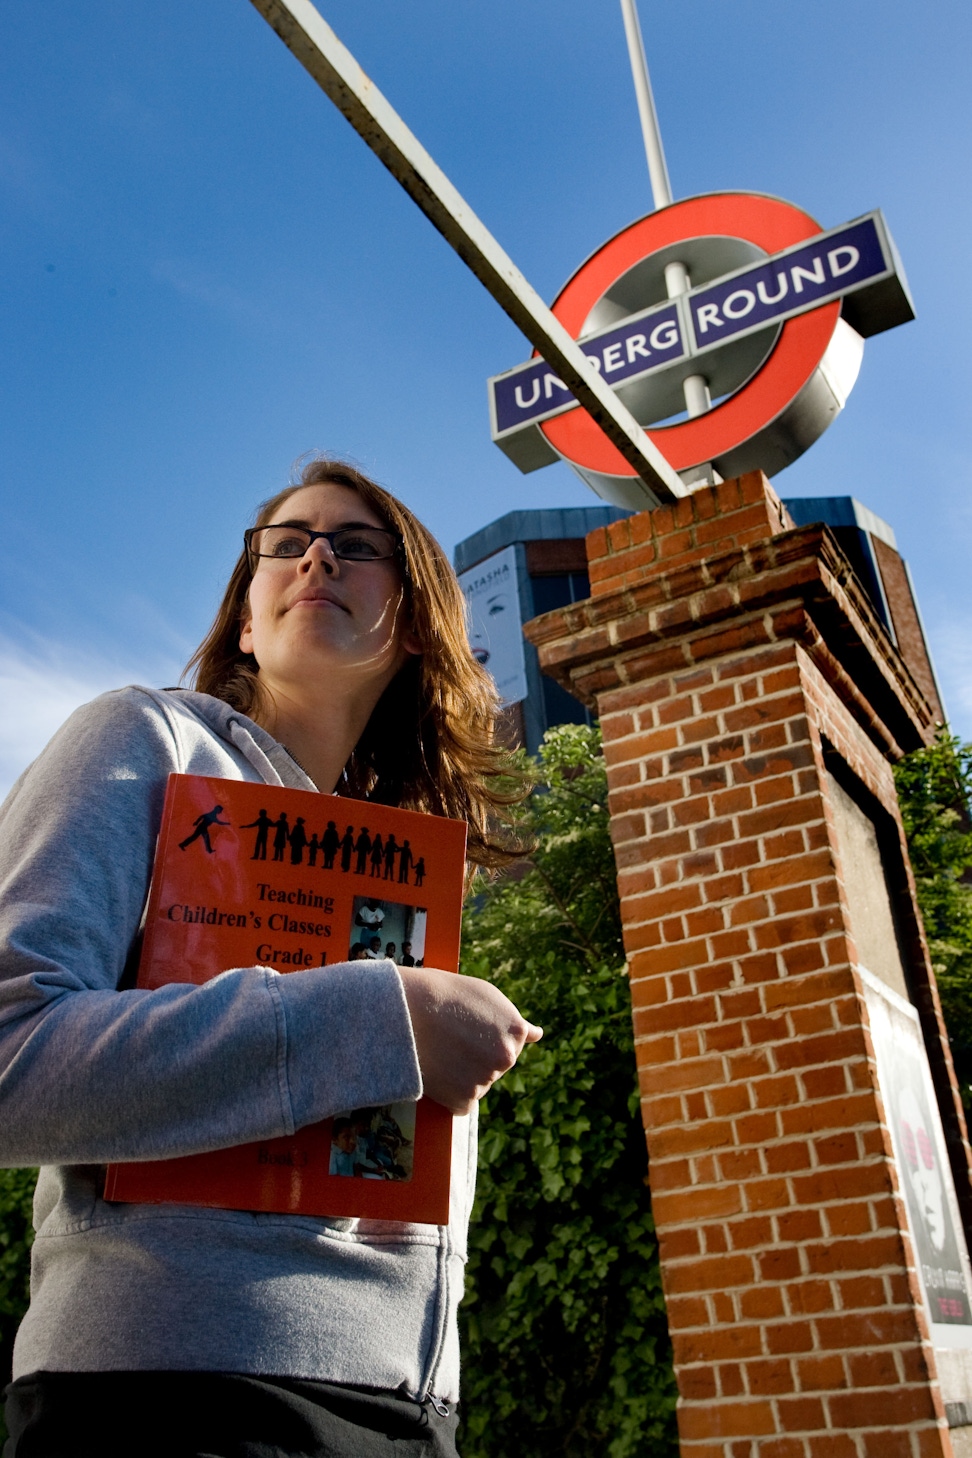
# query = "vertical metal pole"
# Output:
<box><xmin>619</xmin><ymin>0</ymin><xmax>673</xmax><ymax>211</ymax></box>
<box><xmin>623</xmin><ymin>12</ymin><xmax>713</xmax><ymax>459</ymax></box>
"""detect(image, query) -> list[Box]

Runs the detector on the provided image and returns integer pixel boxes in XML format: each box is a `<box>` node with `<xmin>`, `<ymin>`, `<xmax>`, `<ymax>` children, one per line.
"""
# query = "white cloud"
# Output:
<box><xmin>0</xmin><ymin>631</ymin><xmax>183</xmax><ymax>801</ymax></box>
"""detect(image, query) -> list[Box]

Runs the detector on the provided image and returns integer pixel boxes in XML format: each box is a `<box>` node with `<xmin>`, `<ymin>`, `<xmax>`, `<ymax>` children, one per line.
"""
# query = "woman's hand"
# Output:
<box><xmin>397</xmin><ymin>967</ymin><xmax>542</xmax><ymax>1116</ymax></box>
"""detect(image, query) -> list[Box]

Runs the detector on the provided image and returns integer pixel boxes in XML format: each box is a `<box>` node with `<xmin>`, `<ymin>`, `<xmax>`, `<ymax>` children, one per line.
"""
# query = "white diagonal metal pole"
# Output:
<box><xmin>246</xmin><ymin>0</ymin><xmax>685</xmax><ymax>504</ymax></box>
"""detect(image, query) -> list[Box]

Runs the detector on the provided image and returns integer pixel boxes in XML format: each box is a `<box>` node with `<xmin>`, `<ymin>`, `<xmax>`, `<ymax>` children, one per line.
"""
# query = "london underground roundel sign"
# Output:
<box><xmin>487</xmin><ymin>192</ymin><xmax>914</xmax><ymax>504</ymax></box>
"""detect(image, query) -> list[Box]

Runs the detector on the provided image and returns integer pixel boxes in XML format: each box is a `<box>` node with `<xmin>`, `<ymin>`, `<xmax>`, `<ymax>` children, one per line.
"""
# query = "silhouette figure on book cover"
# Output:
<box><xmin>239</xmin><ymin>809</ymin><xmax>275</xmax><ymax>860</ymax></box>
<box><xmin>321</xmin><ymin>820</ymin><xmax>340</xmax><ymax>870</ymax></box>
<box><xmin>370</xmin><ymin>834</ymin><xmax>384</xmax><ymax>878</ymax></box>
<box><xmin>179</xmin><ymin>805</ymin><xmax>230</xmax><ymax>855</ymax></box>
<box><xmin>354</xmin><ymin>828</ymin><xmax>372</xmax><ymax>875</ymax></box>
<box><xmin>272</xmin><ymin>812</ymin><xmax>291</xmax><ymax>862</ymax></box>
<box><xmin>383</xmin><ymin>835</ymin><xmax>399</xmax><ymax>881</ymax></box>
<box><xmin>340</xmin><ymin>826</ymin><xmax>355</xmax><ymax>873</ymax></box>
<box><xmin>398</xmin><ymin>840</ymin><xmax>412</xmax><ymax>884</ymax></box>
<box><xmin>289</xmin><ymin>817</ymin><xmax>308</xmax><ymax>866</ymax></box>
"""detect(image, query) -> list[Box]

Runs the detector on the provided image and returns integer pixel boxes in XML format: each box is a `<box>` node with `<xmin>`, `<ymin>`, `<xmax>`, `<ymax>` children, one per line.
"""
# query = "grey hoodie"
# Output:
<box><xmin>0</xmin><ymin>687</ymin><xmax>474</xmax><ymax>1402</ymax></box>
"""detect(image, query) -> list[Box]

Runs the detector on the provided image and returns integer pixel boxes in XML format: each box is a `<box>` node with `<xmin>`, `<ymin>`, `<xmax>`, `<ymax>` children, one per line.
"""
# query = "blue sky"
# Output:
<box><xmin>2</xmin><ymin>0</ymin><xmax>970</xmax><ymax>793</ymax></box>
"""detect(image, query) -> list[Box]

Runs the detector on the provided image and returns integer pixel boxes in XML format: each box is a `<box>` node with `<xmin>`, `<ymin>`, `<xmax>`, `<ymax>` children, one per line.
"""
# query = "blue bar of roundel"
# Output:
<box><xmin>690</xmin><ymin>218</ymin><xmax>886</xmax><ymax>344</ymax></box>
<box><xmin>492</xmin><ymin>303</ymin><xmax>684</xmax><ymax>433</ymax></box>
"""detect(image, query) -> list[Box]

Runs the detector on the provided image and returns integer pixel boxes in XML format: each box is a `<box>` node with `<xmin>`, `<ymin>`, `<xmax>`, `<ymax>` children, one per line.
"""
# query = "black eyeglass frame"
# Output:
<box><xmin>244</xmin><ymin>525</ymin><xmax>405</xmax><ymax>574</ymax></box>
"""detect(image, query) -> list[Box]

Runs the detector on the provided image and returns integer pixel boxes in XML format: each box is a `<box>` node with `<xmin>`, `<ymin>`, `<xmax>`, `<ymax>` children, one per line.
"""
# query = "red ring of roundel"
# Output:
<box><xmin>538</xmin><ymin>192</ymin><xmax>842</xmax><ymax>477</ymax></box>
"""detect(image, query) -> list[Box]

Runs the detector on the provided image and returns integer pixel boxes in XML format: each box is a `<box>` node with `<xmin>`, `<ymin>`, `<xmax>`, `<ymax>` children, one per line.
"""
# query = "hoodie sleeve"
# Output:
<box><xmin>0</xmin><ymin>691</ymin><xmax>422</xmax><ymax>1167</ymax></box>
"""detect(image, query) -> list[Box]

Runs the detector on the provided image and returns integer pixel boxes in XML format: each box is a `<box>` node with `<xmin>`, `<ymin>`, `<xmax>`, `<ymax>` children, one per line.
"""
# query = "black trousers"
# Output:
<box><xmin>2</xmin><ymin>1372</ymin><xmax>460</xmax><ymax>1458</ymax></box>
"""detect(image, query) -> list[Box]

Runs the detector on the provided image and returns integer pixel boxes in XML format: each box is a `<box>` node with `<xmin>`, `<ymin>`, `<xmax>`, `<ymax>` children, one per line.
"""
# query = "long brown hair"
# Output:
<box><xmin>184</xmin><ymin>456</ymin><xmax>526</xmax><ymax>867</ymax></box>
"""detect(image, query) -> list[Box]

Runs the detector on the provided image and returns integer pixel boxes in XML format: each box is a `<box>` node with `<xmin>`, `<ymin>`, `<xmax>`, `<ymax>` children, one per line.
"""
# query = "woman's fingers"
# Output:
<box><xmin>398</xmin><ymin>967</ymin><xmax>543</xmax><ymax>1116</ymax></box>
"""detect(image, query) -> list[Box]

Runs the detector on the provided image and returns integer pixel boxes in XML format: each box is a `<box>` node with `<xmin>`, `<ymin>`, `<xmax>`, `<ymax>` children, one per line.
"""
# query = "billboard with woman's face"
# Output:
<box><xmin>458</xmin><ymin>545</ymin><xmax>527</xmax><ymax>706</ymax></box>
<box><xmin>861</xmin><ymin>967</ymin><xmax>972</xmax><ymax>1336</ymax></box>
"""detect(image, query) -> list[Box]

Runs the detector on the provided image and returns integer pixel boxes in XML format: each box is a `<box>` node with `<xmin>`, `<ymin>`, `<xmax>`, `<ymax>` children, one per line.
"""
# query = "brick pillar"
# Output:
<box><xmin>523</xmin><ymin>472</ymin><xmax>972</xmax><ymax>1458</ymax></box>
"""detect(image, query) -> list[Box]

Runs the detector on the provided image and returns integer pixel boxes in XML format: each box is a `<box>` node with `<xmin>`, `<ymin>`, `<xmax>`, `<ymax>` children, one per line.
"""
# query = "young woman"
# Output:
<box><xmin>0</xmin><ymin>457</ymin><xmax>541</xmax><ymax>1458</ymax></box>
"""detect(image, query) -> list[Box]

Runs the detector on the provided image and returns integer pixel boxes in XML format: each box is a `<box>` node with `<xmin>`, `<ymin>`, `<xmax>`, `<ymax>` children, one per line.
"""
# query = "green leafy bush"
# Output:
<box><xmin>894</xmin><ymin>730</ymin><xmax>972</xmax><ymax>1107</ymax></box>
<box><xmin>458</xmin><ymin>725</ymin><xmax>678</xmax><ymax>1456</ymax></box>
<box><xmin>0</xmin><ymin>1166</ymin><xmax>36</xmax><ymax>1444</ymax></box>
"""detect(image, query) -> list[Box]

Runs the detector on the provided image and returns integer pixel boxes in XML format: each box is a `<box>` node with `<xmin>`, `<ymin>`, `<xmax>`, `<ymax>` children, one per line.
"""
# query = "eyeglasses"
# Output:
<box><xmin>244</xmin><ymin>525</ymin><xmax>402</xmax><ymax>570</ymax></box>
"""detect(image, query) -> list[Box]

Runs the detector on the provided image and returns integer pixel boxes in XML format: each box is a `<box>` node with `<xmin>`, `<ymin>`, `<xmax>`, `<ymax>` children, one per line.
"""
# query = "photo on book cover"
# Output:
<box><xmin>329</xmin><ymin>1103</ymin><xmax>417</xmax><ymax>1182</ymax></box>
<box><xmin>348</xmin><ymin>896</ymin><xmax>427</xmax><ymax>966</ymax></box>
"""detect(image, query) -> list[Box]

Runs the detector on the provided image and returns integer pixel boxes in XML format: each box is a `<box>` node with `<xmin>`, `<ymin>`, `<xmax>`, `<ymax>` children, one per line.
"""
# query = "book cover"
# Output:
<box><xmin>104</xmin><ymin>772</ymin><xmax>467</xmax><ymax>1224</ymax></box>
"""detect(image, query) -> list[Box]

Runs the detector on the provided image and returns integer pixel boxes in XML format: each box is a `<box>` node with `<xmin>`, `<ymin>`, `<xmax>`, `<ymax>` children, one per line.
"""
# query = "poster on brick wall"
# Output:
<box><xmin>861</xmin><ymin>966</ymin><xmax>972</xmax><ymax>1341</ymax></box>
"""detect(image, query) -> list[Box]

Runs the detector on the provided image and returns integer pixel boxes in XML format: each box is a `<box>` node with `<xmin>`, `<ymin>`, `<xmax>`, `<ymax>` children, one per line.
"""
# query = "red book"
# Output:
<box><xmin>104</xmin><ymin>773</ymin><xmax>466</xmax><ymax>1224</ymax></box>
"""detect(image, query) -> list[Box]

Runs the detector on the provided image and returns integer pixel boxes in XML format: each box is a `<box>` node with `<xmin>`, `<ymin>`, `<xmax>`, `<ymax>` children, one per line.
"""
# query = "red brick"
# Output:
<box><xmin>773</xmin><ymin>1027</ymin><xmax>868</xmax><ymax>1071</ymax></box>
<box><xmin>836</xmin><ymin>1275</ymin><xmax>887</xmax><ymax>1309</ymax></box>
<box><xmin>797</xmin><ymin>1354</ymin><xmax>846</xmax><ymax>1390</ymax></box>
<box><xmin>678</xmin><ymin>1365</ymin><xmax>719</xmax><ymax>1400</ymax></box>
<box><xmin>702</xmin><ymin>1224</ymin><xmax>729</xmax><ymax>1255</ymax></box>
<box><xmin>677</xmin><ymin>1399</ymin><xmax>777</xmax><ymax>1440</ymax></box>
<box><xmin>790</xmin><ymin>1164</ymin><xmax>894</xmax><ymax>1207</ymax></box>
<box><xmin>775</xmin><ymin>1208</ymin><xmax>823</xmax><ymax>1243</ymax></box>
<box><xmin>639</xmin><ymin>1055</ymin><xmax>726</xmax><ymax>1095</ymax></box>
<box><xmin>753</xmin><ymin>1075</ymin><xmax>802</xmax><ymax>1109</ymax></box>
<box><xmin>650</xmin><ymin>1118</ymin><xmax>735</xmax><ymax>1159</ymax></box>
<box><xmin>663</xmin><ymin>1253</ymin><xmax>756</xmax><ymax>1294</ymax></box>
<box><xmin>745</xmin><ymin>1358</ymin><xmax>795</xmax><ymax>1396</ymax></box>
<box><xmin>727</xmin><ymin>1215</ymin><xmax>774</xmax><ymax>1250</ymax></box>
<box><xmin>828</xmin><ymin>1386</ymin><xmax>937</xmax><ymax>1427</ymax></box>
<box><xmin>780</xmin><ymin>1091</ymin><xmax>877</xmax><ymax>1137</ymax></box>
<box><xmin>747</xmin><ymin>850</ymin><xmax>834</xmax><ymax>891</ymax></box>
<box><xmin>718</xmin><ymin>1363</ymin><xmax>746</xmax><ymax>1398</ymax></box>
<box><xmin>652</xmin><ymin>1183</ymin><xmax>744</xmax><ymax>1224</ymax></box>
<box><xmin>846</xmin><ymin>1349</ymin><xmax>901</xmax><ymax>1387</ymax></box>
<box><xmin>762</xmin><ymin>829</ymin><xmax>812</xmax><ymax>863</ymax></box>
<box><xmin>717</xmin><ymin>1149</ymin><xmax>764</xmax><ymax>1182</ymax></box>
<box><xmin>861</xmin><ymin>1434</ymin><xmax>931</xmax><ymax>1458</ymax></box>
<box><xmin>763</xmin><ymin>1141</ymin><xmax>812</xmax><ymax>1174</ymax></box>
<box><xmin>773</xmin><ymin>885</ymin><xmax>816</xmax><ymax>915</ymax></box>
<box><xmin>744</xmin><ymin>1013</ymin><xmax>790</xmax><ymax>1044</ymax></box>
<box><xmin>913</xmin><ymin>1431</ymin><xmax>952</xmax><ymax>1458</ymax></box>
<box><xmin>787</xmin><ymin>1003</ymin><xmax>839</xmax><ymax>1039</ymax></box>
<box><xmin>813</xmin><ymin>1132</ymin><xmax>863</xmax><ymax>1166</ymax></box>
<box><xmin>675</xmin><ymin>1325</ymin><xmax>763</xmax><ymax>1364</ymax></box>
<box><xmin>807</xmin><ymin>1436</ymin><xmax>858</xmax><ymax>1458</ymax></box>
<box><xmin>735</xmin><ymin>1110</ymin><xmax>780</xmax><ymax>1145</ymax></box>
<box><xmin>764</xmin><ymin>1320</ymin><xmax>815</xmax><ymax>1355</ymax></box>
<box><xmin>687</xmin><ymin>906</ymin><xmax>730</xmax><ymax>938</ymax></box>
<box><xmin>661</xmin><ymin>1226</ymin><xmax>702</xmax><ymax>1260</ymax></box>
<box><xmin>814</xmin><ymin>1308</ymin><xmax>920</xmax><ymax>1348</ymax></box>
<box><xmin>761</xmin><ymin>967</ymin><xmax>855</xmax><ymax>1009</ymax></box>
<box><xmin>745</xmin><ymin>1178</ymin><xmax>792</xmax><ymax>1211</ymax></box>
<box><xmin>738</xmin><ymin>1285</ymin><xmax>786</xmax><ymax>1321</ymax></box>
<box><xmin>823</xmin><ymin>1203</ymin><xmax>873</xmax><ymax>1238</ymax></box>
<box><xmin>705</xmin><ymin>1021</ymin><xmax>747</xmax><ymax>1053</ymax></box>
<box><xmin>773</xmin><ymin>1395</ymin><xmax>826</xmax><ymax>1431</ymax></box>
<box><xmin>754</xmin><ymin>908</ymin><xmax>844</xmax><ymax>950</ymax></box>
<box><xmin>758</xmin><ymin>1246</ymin><xmax>803</xmax><ymax>1282</ymax></box>
<box><xmin>639</xmin><ymin>1091</ymin><xmax>683</xmax><ymax>1127</ymax></box>
<box><xmin>729</xmin><ymin>1048</ymin><xmax>774</xmax><ymax>1082</ymax></box>
<box><xmin>784</xmin><ymin>1280</ymin><xmax>836</xmax><ymax>1315</ymax></box>
<box><xmin>712</xmin><ymin>785</ymin><xmax>756</xmax><ymax>816</ymax></box>
<box><xmin>665</xmin><ymin>1294</ymin><xmax>710</xmax><ymax>1329</ymax></box>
